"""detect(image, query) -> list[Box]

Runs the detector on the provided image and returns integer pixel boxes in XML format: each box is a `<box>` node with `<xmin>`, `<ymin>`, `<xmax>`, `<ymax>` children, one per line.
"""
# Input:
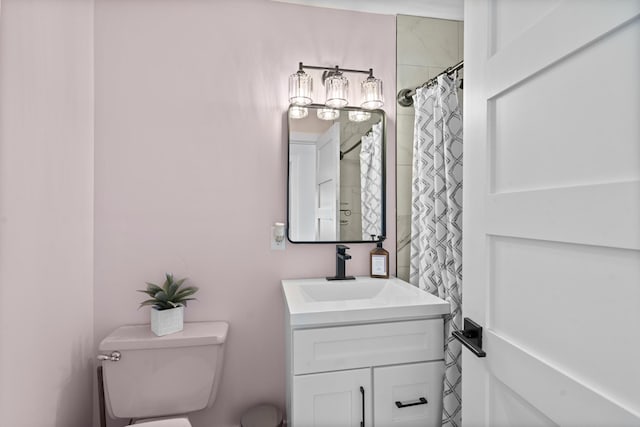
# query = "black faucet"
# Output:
<box><xmin>326</xmin><ymin>245</ymin><xmax>355</xmax><ymax>281</ymax></box>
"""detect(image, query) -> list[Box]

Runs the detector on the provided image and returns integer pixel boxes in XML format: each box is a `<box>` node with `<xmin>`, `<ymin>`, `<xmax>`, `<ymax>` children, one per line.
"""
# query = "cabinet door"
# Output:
<box><xmin>293</xmin><ymin>368</ymin><xmax>371</xmax><ymax>427</ymax></box>
<box><xmin>374</xmin><ymin>362</ymin><xmax>444</xmax><ymax>427</ymax></box>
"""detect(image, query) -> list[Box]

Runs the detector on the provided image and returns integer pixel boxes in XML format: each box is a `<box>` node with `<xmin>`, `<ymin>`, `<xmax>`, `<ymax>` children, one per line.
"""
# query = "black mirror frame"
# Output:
<box><xmin>286</xmin><ymin>104</ymin><xmax>386</xmax><ymax>244</ymax></box>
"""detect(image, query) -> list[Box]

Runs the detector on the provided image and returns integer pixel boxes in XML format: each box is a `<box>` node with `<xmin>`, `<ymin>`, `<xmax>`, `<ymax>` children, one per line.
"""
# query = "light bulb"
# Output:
<box><xmin>289</xmin><ymin>106</ymin><xmax>308</xmax><ymax>119</ymax></box>
<box><xmin>348</xmin><ymin>110</ymin><xmax>371</xmax><ymax>122</ymax></box>
<box><xmin>317</xmin><ymin>107</ymin><xmax>339</xmax><ymax>121</ymax></box>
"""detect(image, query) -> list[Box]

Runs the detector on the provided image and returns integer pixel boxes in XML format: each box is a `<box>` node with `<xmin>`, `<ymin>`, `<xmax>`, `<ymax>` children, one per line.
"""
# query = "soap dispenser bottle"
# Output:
<box><xmin>370</xmin><ymin>235</ymin><xmax>389</xmax><ymax>279</ymax></box>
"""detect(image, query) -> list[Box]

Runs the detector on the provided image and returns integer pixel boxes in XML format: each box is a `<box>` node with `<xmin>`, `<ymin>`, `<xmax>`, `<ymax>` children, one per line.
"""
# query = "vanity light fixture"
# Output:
<box><xmin>324</xmin><ymin>66</ymin><xmax>349</xmax><ymax>108</ymax></box>
<box><xmin>289</xmin><ymin>62</ymin><xmax>384</xmax><ymax>110</ymax></box>
<box><xmin>348</xmin><ymin>110</ymin><xmax>371</xmax><ymax>122</ymax></box>
<box><xmin>289</xmin><ymin>105</ymin><xmax>308</xmax><ymax>119</ymax></box>
<box><xmin>361</xmin><ymin>69</ymin><xmax>384</xmax><ymax>110</ymax></box>
<box><xmin>317</xmin><ymin>107</ymin><xmax>339</xmax><ymax>121</ymax></box>
<box><xmin>288</xmin><ymin>63</ymin><xmax>313</xmax><ymax>106</ymax></box>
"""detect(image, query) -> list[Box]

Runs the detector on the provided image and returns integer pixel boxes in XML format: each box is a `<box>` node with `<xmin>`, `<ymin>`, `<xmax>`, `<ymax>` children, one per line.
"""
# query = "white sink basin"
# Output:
<box><xmin>282</xmin><ymin>276</ymin><xmax>450</xmax><ymax>326</ymax></box>
<box><xmin>299</xmin><ymin>281</ymin><xmax>386</xmax><ymax>302</ymax></box>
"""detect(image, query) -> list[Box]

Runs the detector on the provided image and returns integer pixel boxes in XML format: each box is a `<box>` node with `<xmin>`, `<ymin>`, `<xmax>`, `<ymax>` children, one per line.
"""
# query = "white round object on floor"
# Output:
<box><xmin>132</xmin><ymin>417</ymin><xmax>191</xmax><ymax>427</ymax></box>
<box><xmin>241</xmin><ymin>404</ymin><xmax>283</xmax><ymax>427</ymax></box>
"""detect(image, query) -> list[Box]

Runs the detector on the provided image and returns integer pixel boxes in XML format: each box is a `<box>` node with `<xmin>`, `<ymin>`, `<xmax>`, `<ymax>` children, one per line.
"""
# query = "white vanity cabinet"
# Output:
<box><xmin>287</xmin><ymin>319</ymin><xmax>446</xmax><ymax>427</ymax></box>
<box><xmin>281</xmin><ymin>277</ymin><xmax>451</xmax><ymax>427</ymax></box>
<box><xmin>373</xmin><ymin>361</ymin><xmax>445</xmax><ymax>426</ymax></box>
<box><xmin>293</xmin><ymin>368</ymin><xmax>371</xmax><ymax>427</ymax></box>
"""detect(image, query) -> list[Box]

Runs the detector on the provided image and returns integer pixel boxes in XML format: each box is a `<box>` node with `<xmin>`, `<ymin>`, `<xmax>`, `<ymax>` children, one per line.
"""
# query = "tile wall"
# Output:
<box><xmin>396</xmin><ymin>15</ymin><xmax>463</xmax><ymax>281</ymax></box>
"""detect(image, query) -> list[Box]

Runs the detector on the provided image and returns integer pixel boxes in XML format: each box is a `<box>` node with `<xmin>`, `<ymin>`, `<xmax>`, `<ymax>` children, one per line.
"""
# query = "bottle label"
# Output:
<box><xmin>372</xmin><ymin>255</ymin><xmax>387</xmax><ymax>276</ymax></box>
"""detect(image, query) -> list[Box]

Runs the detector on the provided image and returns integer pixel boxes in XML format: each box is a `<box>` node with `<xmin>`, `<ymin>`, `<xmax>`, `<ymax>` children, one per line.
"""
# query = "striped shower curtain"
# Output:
<box><xmin>410</xmin><ymin>73</ymin><xmax>463</xmax><ymax>427</ymax></box>
<box><xmin>360</xmin><ymin>121</ymin><xmax>383</xmax><ymax>240</ymax></box>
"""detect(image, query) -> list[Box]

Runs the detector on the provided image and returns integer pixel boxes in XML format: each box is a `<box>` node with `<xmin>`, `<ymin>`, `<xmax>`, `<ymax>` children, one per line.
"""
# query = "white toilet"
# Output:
<box><xmin>98</xmin><ymin>321</ymin><xmax>229</xmax><ymax>427</ymax></box>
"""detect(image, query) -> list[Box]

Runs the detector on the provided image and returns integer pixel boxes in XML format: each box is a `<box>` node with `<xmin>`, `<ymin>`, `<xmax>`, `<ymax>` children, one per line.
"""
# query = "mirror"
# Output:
<box><xmin>287</xmin><ymin>104</ymin><xmax>385</xmax><ymax>243</ymax></box>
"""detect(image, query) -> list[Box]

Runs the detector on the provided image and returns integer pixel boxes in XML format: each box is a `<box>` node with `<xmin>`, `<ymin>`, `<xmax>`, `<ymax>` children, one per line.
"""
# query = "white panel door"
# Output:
<box><xmin>463</xmin><ymin>1</ymin><xmax>640</xmax><ymax>426</ymax></box>
<box><xmin>316</xmin><ymin>123</ymin><xmax>340</xmax><ymax>240</ymax></box>
<box><xmin>292</xmin><ymin>368</ymin><xmax>371</xmax><ymax>427</ymax></box>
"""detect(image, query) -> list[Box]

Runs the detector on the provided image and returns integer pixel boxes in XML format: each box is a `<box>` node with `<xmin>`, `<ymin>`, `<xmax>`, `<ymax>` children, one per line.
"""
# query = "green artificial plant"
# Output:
<box><xmin>138</xmin><ymin>273</ymin><xmax>199</xmax><ymax>311</ymax></box>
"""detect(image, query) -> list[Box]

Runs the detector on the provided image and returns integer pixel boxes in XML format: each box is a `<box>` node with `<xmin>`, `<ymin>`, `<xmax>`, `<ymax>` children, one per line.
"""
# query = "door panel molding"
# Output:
<box><xmin>487</xmin><ymin>332</ymin><xmax>640</xmax><ymax>426</ymax></box>
<box><xmin>487</xmin><ymin>1</ymin><xmax>640</xmax><ymax>98</ymax></box>
<box><xmin>486</xmin><ymin>181</ymin><xmax>640</xmax><ymax>250</ymax></box>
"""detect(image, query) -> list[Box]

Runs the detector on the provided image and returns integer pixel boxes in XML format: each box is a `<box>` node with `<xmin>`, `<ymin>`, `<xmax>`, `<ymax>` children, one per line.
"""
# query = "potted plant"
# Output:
<box><xmin>138</xmin><ymin>273</ymin><xmax>198</xmax><ymax>336</ymax></box>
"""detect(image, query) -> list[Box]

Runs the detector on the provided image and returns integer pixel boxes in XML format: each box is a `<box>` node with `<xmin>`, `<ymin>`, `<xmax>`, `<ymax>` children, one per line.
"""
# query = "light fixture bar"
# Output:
<box><xmin>298</xmin><ymin>62</ymin><xmax>374</xmax><ymax>76</ymax></box>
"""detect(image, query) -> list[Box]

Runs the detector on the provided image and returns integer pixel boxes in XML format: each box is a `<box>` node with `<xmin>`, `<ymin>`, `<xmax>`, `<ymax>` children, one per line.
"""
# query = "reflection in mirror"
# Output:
<box><xmin>287</xmin><ymin>105</ymin><xmax>385</xmax><ymax>243</ymax></box>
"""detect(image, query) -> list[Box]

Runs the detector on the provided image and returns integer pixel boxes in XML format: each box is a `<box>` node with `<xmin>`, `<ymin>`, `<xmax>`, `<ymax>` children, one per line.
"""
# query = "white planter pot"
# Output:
<box><xmin>151</xmin><ymin>306</ymin><xmax>184</xmax><ymax>336</ymax></box>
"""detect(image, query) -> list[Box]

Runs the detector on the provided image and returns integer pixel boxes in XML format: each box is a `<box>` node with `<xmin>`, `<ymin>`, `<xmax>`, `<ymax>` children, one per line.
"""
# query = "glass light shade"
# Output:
<box><xmin>325</xmin><ymin>73</ymin><xmax>349</xmax><ymax>108</ymax></box>
<box><xmin>361</xmin><ymin>76</ymin><xmax>384</xmax><ymax>109</ymax></box>
<box><xmin>348</xmin><ymin>110</ymin><xmax>371</xmax><ymax>122</ymax></box>
<box><xmin>289</xmin><ymin>71</ymin><xmax>313</xmax><ymax>106</ymax></box>
<box><xmin>289</xmin><ymin>106</ymin><xmax>308</xmax><ymax>119</ymax></box>
<box><xmin>317</xmin><ymin>107</ymin><xmax>339</xmax><ymax>121</ymax></box>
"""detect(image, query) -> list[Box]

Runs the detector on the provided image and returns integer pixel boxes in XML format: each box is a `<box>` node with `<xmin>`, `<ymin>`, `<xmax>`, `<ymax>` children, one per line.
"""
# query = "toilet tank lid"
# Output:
<box><xmin>99</xmin><ymin>321</ymin><xmax>229</xmax><ymax>351</ymax></box>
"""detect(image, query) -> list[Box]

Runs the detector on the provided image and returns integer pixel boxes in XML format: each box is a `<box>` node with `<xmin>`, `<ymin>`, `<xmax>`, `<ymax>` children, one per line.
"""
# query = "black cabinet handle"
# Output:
<box><xmin>452</xmin><ymin>317</ymin><xmax>487</xmax><ymax>357</ymax></box>
<box><xmin>395</xmin><ymin>397</ymin><xmax>428</xmax><ymax>408</ymax></box>
<box><xmin>360</xmin><ymin>386</ymin><xmax>365</xmax><ymax>427</ymax></box>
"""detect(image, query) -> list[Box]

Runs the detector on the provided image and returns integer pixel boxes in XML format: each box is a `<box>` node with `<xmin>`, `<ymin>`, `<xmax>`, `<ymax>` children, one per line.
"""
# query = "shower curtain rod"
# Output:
<box><xmin>340</xmin><ymin>139</ymin><xmax>361</xmax><ymax>160</ymax></box>
<box><xmin>396</xmin><ymin>60</ymin><xmax>464</xmax><ymax>107</ymax></box>
<box><xmin>341</xmin><ymin>121</ymin><xmax>380</xmax><ymax>159</ymax></box>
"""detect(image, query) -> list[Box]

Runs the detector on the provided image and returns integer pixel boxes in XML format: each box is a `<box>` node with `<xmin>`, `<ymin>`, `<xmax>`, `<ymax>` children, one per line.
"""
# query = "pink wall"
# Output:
<box><xmin>0</xmin><ymin>0</ymin><xmax>95</xmax><ymax>426</ymax></box>
<box><xmin>94</xmin><ymin>1</ymin><xmax>395</xmax><ymax>426</ymax></box>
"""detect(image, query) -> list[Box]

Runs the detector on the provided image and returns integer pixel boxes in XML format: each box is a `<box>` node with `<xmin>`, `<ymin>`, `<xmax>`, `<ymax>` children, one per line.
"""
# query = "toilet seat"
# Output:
<box><xmin>131</xmin><ymin>416</ymin><xmax>191</xmax><ymax>427</ymax></box>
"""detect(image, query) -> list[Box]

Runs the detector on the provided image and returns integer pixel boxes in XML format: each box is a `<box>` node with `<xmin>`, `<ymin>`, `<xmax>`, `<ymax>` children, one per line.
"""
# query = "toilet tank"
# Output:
<box><xmin>99</xmin><ymin>321</ymin><xmax>229</xmax><ymax>419</ymax></box>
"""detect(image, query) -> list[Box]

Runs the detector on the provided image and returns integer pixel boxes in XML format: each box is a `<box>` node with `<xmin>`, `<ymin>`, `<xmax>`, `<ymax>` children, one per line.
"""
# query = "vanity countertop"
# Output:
<box><xmin>281</xmin><ymin>276</ymin><xmax>450</xmax><ymax>327</ymax></box>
